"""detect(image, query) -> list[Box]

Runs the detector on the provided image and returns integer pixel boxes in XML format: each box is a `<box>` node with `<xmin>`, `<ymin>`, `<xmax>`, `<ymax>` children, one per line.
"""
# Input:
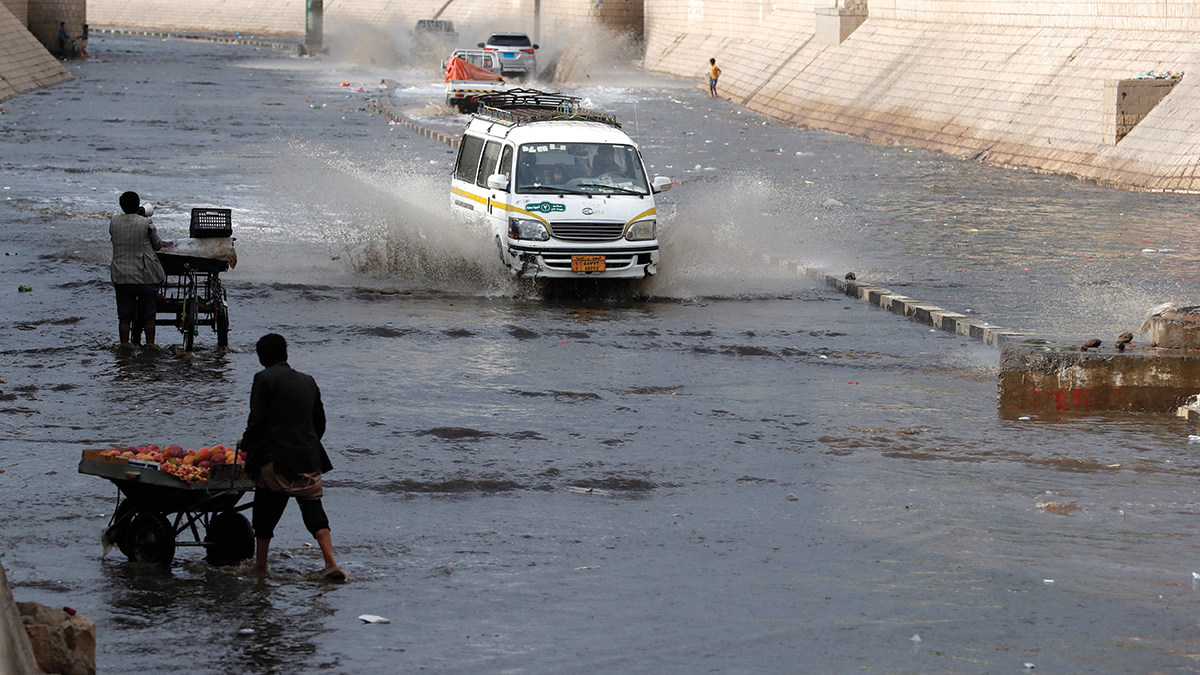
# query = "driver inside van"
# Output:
<box><xmin>590</xmin><ymin>145</ymin><xmax>623</xmax><ymax>177</ymax></box>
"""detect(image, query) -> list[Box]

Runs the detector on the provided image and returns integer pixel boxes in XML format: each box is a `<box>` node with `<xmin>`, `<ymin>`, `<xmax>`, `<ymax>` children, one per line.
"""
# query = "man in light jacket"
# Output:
<box><xmin>109</xmin><ymin>191</ymin><xmax>165</xmax><ymax>346</ymax></box>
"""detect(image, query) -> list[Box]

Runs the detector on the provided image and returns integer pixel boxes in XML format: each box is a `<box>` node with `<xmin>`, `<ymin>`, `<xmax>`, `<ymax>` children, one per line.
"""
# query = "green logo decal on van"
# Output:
<box><xmin>526</xmin><ymin>201</ymin><xmax>566</xmax><ymax>214</ymax></box>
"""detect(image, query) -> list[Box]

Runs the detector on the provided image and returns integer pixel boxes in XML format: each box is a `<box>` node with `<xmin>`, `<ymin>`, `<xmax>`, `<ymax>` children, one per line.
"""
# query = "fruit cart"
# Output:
<box><xmin>154</xmin><ymin>208</ymin><xmax>233</xmax><ymax>352</ymax></box>
<box><xmin>79</xmin><ymin>450</ymin><xmax>255</xmax><ymax>567</ymax></box>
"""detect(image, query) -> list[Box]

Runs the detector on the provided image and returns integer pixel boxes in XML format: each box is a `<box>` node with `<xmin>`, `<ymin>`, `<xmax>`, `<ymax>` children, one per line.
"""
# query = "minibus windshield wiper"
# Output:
<box><xmin>520</xmin><ymin>185</ymin><xmax>590</xmax><ymax>195</ymax></box>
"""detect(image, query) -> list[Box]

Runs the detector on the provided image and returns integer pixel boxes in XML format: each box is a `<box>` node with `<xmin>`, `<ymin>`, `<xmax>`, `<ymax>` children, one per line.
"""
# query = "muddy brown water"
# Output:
<box><xmin>3</xmin><ymin>34</ymin><xmax>1200</xmax><ymax>674</ymax></box>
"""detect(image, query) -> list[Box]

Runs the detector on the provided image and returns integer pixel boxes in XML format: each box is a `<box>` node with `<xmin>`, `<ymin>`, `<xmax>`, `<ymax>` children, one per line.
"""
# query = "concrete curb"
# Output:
<box><xmin>94</xmin><ymin>27</ymin><xmax>300</xmax><ymax>51</ymax></box>
<box><xmin>793</xmin><ymin>264</ymin><xmax>1025</xmax><ymax>349</ymax></box>
<box><xmin>377</xmin><ymin>81</ymin><xmax>461</xmax><ymax>149</ymax></box>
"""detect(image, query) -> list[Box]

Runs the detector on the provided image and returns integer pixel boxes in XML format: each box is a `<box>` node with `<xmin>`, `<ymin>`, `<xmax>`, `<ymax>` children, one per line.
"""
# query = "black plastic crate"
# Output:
<box><xmin>190</xmin><ymin>208</ymin><xmax>232</xmax><ymax>238</ymax></box>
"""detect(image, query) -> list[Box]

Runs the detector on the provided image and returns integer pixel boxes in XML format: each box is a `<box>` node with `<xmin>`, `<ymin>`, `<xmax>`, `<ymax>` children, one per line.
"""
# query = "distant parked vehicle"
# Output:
<box><xmin>477</xmin><ymin>32</ymin><xmax>539</xmax><ymax>78</ymax></box>
<box><xmin>413</xmin><ymin>19</ymin><xmax>458</xmax><ymax>56</ymax></box>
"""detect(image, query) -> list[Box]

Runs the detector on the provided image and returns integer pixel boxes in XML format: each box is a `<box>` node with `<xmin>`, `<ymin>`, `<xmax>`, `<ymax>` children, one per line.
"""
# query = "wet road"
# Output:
<box><xmin>3</xmin><ymin>34</ymin><xmax>1200</xmax><ymax>674</ymax></box>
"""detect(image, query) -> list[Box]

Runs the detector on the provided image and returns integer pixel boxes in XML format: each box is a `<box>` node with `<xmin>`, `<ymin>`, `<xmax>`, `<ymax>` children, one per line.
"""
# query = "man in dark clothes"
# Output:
<box><xmin>58</xmin><ymin>22</ymin><xmax>70</xmax><ymax>58</ymax></box>
<box><xmin>239</xmin><ymin>333</ymin><xmax>345</xmax><ymax>581</ymax></box>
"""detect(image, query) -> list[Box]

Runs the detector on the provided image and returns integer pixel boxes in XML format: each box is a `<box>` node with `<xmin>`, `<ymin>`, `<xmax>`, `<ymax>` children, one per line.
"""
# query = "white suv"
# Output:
<box><xmin>477</xmin><ymin>32</ymin><xmax>539</xmax><ymax>78</ymax></box>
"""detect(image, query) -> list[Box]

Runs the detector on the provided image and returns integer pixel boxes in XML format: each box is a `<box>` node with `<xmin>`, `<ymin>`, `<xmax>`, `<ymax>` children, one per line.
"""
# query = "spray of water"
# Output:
<box><xmin>258</xmin><ymin>138</ymin><xmax>512</xmax><ymax>294</ymax></box>
<box><xmin>647</xmin><ymin>170</ymin><xmax>870</xmax><ymax>300</ymax></box>
<box><xmin>546</xmin><ymin>25</ymin><xmax>642</xmax><ymax>84</ymax></box>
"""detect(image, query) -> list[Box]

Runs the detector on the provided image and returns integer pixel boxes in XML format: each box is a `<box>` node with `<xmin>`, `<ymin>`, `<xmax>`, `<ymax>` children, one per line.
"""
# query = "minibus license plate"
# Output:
<box><xmin>503</xmin><ymin>52</ymin><xmax>515</xmax><ymax>58</ymax></box>
<box><xmin>571</xmin><ymin>255</ymin><xmax>605</xmax><ymax>273</ymax></box>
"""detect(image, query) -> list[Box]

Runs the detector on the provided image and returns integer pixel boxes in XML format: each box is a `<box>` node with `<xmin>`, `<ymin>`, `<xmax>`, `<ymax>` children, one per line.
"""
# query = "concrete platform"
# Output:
<box><xmin>800</xmin><ymin>266</ymin><xmax>1200</xmax><ymax>414</ymax></box>
<box><xmin>999</xmin><ymin>345</ymin><xmax>1200</xmax><ymax>414</ymax></box>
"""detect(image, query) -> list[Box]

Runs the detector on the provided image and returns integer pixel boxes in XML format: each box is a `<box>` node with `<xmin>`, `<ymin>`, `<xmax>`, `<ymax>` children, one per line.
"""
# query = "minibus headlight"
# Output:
<box><xmin>625</xmin><ymin>219</ymin><xmax>656</xmax><ymax>242</ymax></box>
<box><xmin>509</xmin><ymin>217</ymin><xmax>550</xmax><ymax>241</ymax></box>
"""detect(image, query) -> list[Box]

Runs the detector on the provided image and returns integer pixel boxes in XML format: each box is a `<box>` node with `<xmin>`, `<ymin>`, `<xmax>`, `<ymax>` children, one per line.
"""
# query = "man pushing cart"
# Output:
<box><xmin>108</xmin><ymin>193</ymin><xmax>238</xmax><ymax>352</ymax></box>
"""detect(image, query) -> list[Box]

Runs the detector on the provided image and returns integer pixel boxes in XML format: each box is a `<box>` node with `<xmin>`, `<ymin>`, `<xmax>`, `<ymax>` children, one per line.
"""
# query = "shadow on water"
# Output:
<box><xmin>101</xmin><ymin>562</ymin><xmax>336</xmax><ymax>673</ymax></box>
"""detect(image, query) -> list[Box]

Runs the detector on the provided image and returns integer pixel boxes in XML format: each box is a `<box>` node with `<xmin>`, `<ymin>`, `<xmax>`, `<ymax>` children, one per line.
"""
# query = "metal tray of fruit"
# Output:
<box><xmin>79</xmin><ymin>449</ymin><xmax>254</xmax><ymax>514</ymax></box>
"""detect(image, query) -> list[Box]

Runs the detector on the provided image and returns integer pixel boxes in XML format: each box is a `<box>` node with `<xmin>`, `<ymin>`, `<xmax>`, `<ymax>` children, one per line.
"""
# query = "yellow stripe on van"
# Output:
<box><xmin>451</xmin><ymin>186</ymin><xmax>549</xmax><ymax>225</ymax></box>
<box><xmin>625</xmin><ymin>207</ymin><xmax>657</xmax><ymax>226</ymax></box>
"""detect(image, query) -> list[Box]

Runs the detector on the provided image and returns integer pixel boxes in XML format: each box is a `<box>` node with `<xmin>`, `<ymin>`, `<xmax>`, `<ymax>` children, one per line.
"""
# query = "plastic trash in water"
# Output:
<box><xmin>18</xmin><ymin>284</ymin><xmax>32</xmax><ymax>292</ymax></box>
<box><xmin>1188</xmin><ymin>435</ymin><xmax>1200</xmax><ymax>443</ymax></box>
<box><xmin>911</xmin><ymin>634</ymin><xmax>921</xmax><ymax>643</ymax></box>
<box><xmin>359</xmin><ymin>615</ymin><xmax>390</xmax><ymax>624</ymax></box>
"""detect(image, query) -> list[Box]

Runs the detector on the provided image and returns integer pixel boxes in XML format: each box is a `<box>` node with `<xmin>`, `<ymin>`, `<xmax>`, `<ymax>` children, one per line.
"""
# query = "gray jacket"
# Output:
<box><xmin>109</xmin><ymin>213</ymin><xmax>165</xmax><ymax>285</ymax></box>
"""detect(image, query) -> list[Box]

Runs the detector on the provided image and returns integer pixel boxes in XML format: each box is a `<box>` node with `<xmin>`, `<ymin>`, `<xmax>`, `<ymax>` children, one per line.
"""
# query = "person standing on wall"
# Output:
<box><xmin>109</xmin><ymin>191</ymin><xmax>165</xmax><ymax>348</ymax></box>
<box><xmin>709</xmin><ymin>58</ymin><xmax>721</xmax><ymax>98</ymax></box>
<box><xmin>239</xmin><ymin>333</ymin><xmax>346</xmax><ymax>582</ymax></box>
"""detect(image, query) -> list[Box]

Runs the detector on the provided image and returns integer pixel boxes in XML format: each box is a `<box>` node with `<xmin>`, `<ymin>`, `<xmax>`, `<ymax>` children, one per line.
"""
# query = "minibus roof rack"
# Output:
<box><xmin>473</xmin><ymin>88</ymin><xmax>621</xmax><ymax>128</ymax></box>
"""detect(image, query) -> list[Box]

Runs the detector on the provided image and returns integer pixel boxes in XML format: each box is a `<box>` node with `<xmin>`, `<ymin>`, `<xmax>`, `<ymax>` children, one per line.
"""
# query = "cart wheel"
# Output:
<box><xmin>106</xmin><ymin>499</ymin><xmax>138</xmax><ymax>559</ymax></box>
<box><xmin>215</xmin><ymin>301</ymin><xmax>229</xmax><ymax>347</ymax></box>
<box><xmin>204</xmin><ymin>511</ymin><xmax>254</xmax><ymax>566</ymax></box>
<box><xmin>125</xmin><ymin>511</ymin><xmax>176</xmax><ymax>566</ymax></box>
<box><xmin>182</xmin><ymin>297</ymin><xmax>197</xmax><ymax>352</ymax></box>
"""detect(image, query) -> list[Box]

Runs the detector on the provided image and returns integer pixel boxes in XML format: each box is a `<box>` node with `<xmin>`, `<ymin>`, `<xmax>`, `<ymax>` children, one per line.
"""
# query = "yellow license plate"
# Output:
<box><xmin>571</xmin><ymin>255</ymin><xmax>606</xmax><ymax>273</ymax></box>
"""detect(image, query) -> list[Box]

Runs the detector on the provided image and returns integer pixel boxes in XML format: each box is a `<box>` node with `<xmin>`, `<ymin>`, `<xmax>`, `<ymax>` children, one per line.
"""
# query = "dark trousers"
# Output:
<box><xmin>252</xmin><ymin>487</ymin><xmax>330</xmax><ymax>539</ymax></box>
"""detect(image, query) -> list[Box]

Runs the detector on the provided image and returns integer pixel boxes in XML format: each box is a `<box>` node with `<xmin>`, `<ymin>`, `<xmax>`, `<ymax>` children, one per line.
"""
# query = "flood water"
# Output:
<box><xmin>3</xmin><ymin>34</ymin><xmax>1200</xmax><ymax>674</ymax></box>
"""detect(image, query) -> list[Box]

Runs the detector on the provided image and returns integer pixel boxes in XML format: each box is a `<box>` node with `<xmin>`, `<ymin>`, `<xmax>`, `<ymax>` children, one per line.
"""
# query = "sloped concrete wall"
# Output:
<box><xmin>0</xmin><ymin>0</ymin><xmax>70</xmax><ymax>101</ymax></box>
<box><xmin>0</xmin><ymin>563</ymin><xmax>41</xmax><ymax>675</ymax></box>
<box><xmin>643</xmin><ymin>0</ymin><xmax>1200</xmax><ymax>192</ymax></box>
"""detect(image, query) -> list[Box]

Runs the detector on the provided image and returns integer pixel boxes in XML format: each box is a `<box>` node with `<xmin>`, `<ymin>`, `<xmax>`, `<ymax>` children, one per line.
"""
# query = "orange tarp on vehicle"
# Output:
<box><xmin>445</xmin><ymin>57</ymin><xmax>503</xmax><ymax>83</ymax></box>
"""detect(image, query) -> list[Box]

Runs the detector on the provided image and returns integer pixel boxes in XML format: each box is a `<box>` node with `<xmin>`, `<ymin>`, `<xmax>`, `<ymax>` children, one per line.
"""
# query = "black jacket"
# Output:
<box><xmin>241</xmin><ymin>362</ymin><xmax>332</xmax><ymax>480</ymax></box>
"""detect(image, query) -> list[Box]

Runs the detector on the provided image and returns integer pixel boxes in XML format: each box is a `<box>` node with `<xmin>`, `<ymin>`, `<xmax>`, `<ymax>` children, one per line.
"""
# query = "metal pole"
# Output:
<box><xmin>534</xmin><ymin>0</ymin><xmax>541</xmax><ymax>46</ymax></box>
<box><xmin>306</xmin><ymin>0</ymin><xmax>324</xmax><ymax>54</ymax></box>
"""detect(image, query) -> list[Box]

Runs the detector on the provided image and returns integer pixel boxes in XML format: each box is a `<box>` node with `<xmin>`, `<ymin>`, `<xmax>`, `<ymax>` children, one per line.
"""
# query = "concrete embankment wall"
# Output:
<box><xmin>643</xmin><ymin>0</ymin><xmax>1200</xmax><ymax>192</ymax></box>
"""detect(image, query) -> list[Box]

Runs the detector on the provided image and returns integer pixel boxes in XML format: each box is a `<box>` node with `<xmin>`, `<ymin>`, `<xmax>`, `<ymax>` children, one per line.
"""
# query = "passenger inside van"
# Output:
<box><xmin>518</xmin><ymin>153</ymin><xmax>542</xmax><ymax>186</ymax></box>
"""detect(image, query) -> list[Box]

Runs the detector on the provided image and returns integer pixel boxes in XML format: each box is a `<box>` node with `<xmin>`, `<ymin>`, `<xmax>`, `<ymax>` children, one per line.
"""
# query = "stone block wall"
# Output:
<box><xmin>2</xmin><ymin>0</ymin><xmax>26</xmax><ymax>26</ymax></box>
<box><xmin>0</xmin><ymin>0</ymin><xmax>70</xmax><ymax>101</ymax></box>
<box><xmin>869</xmin><ymin>0</ymin><xmax>1200</xmax><ymax>30</ymax></box>
<box><xmin>84</xmin><ymin>0</ymin><xmax>637</xmax><ymax>42</ymax></box>
<box><xmin>28</xmin><ymin>0</ymin><xmax>85</xmax><ymax>55</ymax></box>
<box><xmin>90</xmin><ymin>0</ymin><xmax>306</xmax><ymax>35</ymax></box>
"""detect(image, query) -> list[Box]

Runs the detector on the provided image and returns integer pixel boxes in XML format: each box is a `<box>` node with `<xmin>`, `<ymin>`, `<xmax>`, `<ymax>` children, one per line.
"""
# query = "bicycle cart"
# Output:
<box><xmin>155</xmin><ymin>208</ymin><xmax>234</xmax><ymax>352</ymax></box>
<box><xmin>80</xmin><ymin>451</ymin><xmax>255</xmax><ymax>567</ymax></box>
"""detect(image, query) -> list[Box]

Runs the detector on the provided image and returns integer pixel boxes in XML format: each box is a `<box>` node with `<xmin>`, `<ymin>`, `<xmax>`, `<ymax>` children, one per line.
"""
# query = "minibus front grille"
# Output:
<box><xmin>549</xmin><ymin>222</ymin><xmax>625</xmax><ymax>241</ymax></box>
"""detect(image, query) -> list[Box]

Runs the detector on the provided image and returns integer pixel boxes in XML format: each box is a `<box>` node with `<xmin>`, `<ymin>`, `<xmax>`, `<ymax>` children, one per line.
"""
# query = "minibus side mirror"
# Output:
<box><xmin>487</xmin><ymin>174</ymin><xmax>510</xmax><ymax>191</ymax></box>
<box><xmin>651</xmin><ymin>176</ymin><xmax>672</xmax><ymax>193</ymax></box>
